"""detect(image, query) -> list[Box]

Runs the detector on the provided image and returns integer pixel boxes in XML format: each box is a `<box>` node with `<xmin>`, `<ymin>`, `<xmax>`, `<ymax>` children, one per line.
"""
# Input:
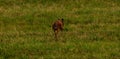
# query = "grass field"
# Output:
<box><xmin>0</xmin><ymin>0</ymin><xmax>120</xmax><ymax>59</ymax></box>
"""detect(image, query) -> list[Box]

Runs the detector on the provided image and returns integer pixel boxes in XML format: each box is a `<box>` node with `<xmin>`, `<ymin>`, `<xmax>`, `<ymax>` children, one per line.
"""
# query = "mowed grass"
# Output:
<box><xmin>0</xmin><ymin>0</ymin><xmax>120</xmax><ymax>59</ymax></box>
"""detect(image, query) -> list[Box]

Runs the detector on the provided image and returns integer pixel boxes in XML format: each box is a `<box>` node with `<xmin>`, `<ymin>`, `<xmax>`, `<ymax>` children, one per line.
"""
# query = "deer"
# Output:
<box><xmin>52</xmin><ymin>18</ymin><xmax>64</xmax><ymax>41</ymax></box>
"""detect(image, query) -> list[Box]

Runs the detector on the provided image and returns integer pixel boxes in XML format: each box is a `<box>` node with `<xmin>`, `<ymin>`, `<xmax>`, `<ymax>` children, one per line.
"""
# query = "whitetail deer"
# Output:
<box><xmin>52</xmin><ymin>18</ymin><xmax>64</xmax><ymax>41</ymax></box>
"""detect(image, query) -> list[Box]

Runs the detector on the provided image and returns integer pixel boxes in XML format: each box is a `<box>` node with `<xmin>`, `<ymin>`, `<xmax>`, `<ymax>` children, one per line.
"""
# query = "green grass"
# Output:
<box><xmin>0</xmin><ymin>0</ymin><xmax>120</xmax><ymax>59</ymax></box>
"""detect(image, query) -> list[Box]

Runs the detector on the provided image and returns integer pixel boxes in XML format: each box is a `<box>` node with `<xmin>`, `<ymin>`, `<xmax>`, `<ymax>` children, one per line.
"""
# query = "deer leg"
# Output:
<box><xmin>54</xmin><ymin>30</ymin><xmax>58</xmax><ymax>41</ymax></box>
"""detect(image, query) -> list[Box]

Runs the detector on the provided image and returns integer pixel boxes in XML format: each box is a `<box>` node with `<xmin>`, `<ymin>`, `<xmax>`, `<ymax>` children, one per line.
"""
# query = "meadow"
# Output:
<box><xmin>0</xmin><ymin>0</ymin><xmax>120</xmax><ymax>59</ymax></box>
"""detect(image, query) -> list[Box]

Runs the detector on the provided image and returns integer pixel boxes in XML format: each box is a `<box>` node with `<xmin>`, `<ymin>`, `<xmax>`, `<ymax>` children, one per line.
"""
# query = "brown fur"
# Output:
<box><xmin>52</xmin><ymin>19</ymin><xmax>64</xmax><ymax>41</ymax></box>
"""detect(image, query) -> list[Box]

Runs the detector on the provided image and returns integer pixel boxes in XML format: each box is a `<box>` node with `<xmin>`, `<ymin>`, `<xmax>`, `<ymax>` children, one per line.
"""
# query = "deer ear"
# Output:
<box><xmin>61</xmin><ymin>18</ymin><xmax>64</xmax><ymax>21</ymax></box>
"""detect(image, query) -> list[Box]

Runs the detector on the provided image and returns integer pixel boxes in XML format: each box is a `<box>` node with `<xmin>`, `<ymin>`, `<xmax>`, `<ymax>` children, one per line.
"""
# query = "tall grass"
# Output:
<box><xmin>0</xmin><ymin>0</ymin><xmax>120</xmax><ymax>59</ymax></box>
